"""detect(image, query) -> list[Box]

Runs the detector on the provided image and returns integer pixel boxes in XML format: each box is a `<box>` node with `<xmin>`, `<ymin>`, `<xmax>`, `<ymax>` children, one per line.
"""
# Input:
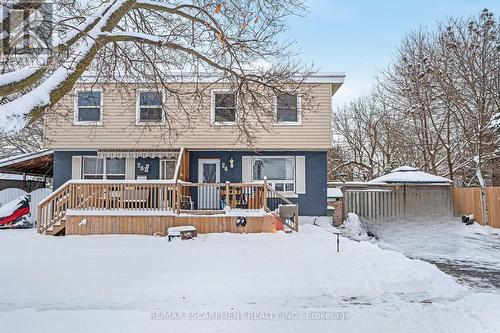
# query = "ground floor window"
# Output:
<box><xmin>160</xmin><ymin>159</ymin><xmax>176</xmax><ymax>179</ymax></box>
<box><xmin>252</xmin><ymin>157</ymin><xmax>295</xmax><ymax>193</ymax></box>
<box><xmin>105</xmin><ymin>158</ymin><xmax>126</xmax><ymax>180</ymax></box>
<box><xmin>82</xmin><ymin>157</ymin><xmax>125</xmax><ymax>180</ymax></box>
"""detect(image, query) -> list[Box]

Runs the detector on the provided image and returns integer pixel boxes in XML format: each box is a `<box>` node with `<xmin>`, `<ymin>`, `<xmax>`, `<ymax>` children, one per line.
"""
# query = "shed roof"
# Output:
<box><xmin>369</xmin><ymin>166</ymin><xmax>451</xmax><ymax>184</ymax></box>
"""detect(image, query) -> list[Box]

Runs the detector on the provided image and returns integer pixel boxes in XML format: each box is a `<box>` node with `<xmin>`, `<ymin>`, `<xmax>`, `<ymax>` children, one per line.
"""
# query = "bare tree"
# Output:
<box><xmin>332</xmin><ymin>9</ymin><xmax>499</xmax><ymax>185</ymax></box>
<box><xmin>0</xmin><ymin>0</ymin><xmax>313</xmax><ymax>145</ymax></box>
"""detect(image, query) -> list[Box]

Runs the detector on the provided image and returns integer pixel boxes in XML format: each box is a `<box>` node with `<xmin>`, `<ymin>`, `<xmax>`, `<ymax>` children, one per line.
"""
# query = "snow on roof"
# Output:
<box><xmin>78</xmin><ymin>71</ymin><xmax>346</xmax><ymax>85</ymax></box>
<box><xmin>391</xmin><ymin>166</ymin><xmax>418</xmax><ymax>172</ymax></box>
<box><xmin>0</xmin><ymin>149</ymin><xmax>53</xmax><ymax>167</ymax></box>
<box><xmin>370</xmin><ymin>166</ymin><xmax>451</xmax><ymax>184</ymax></box>
<box><xmin>327</xmin><ymin>188</ymin><xmax>343</xmax><ymax>198</ymax></box>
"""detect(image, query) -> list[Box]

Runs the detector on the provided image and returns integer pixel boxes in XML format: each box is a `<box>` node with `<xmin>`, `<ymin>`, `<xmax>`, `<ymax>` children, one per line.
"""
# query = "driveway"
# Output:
<box><xmin>364</xmin><ymin>217</ymin><xmax>500</xmax><ymax>291</ymax></box>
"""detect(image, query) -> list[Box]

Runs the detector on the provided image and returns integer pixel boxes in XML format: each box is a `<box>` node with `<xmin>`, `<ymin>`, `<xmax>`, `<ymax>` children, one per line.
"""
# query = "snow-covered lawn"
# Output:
<box><xmin>366</xmin><ymin>217</ymin><xmax>500</xmax><ymax>290</ymax></box>
<box><xmin>1</xmin><ymin>225</ymin><xmax>500</xmax><ymax>332</ymax></box>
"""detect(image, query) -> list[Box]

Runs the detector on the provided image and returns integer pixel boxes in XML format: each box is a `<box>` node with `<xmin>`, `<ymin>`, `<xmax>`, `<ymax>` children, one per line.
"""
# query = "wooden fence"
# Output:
<box><xmin>453</xmin><ymin>187</ymin><xmax>500</xmax><ymax>228</ymax></box>
<box><xmin>340</xmin><ymin>183</ymin><xmax>453</xmax><ymax>220</ymax></box>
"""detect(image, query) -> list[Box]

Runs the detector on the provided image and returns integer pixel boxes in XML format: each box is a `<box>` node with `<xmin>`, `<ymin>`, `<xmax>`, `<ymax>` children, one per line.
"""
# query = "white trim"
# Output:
<box><xmin>81</xmin><ymin>156</ymin><xmax>126</xmax><ymax>180</ymax></box>
<box><xmin>295</xmin><ymin>155</ymin><xmax>306</xmax><ymax>194</ymax></box>
<box><xmin>274</xmin><ymin>92</ymin><xmax>302</xmax><ymax>126</ymax></box>
<box><xmin>198</xmin><ymin>158</ymin><xmax>221</xmax><ymax>210</ymax></box>
<box><xmin>159</xmin><ymin>158</ymin><xmax>177</xmax><ymax>180</ymax></box>
<box><xmin>78</xmin><ymin>72</ymin><xmax>345</xmax><ymax>84</ymax></box>
<box><xmin>198</xmin><ymin>158</ymin><xmax>221</xmax><ymax>183</ymax></box>
<box><xmin>135</xmin><ymin>89</ymin><xmax>166</xmax><ymax>125</ymax></box>
<box><xmin>210</xmin><ymin>89</ymin><xmax>238</xmax><ymax>126</ymax></box>
<box><xmin>74</xmin><ymin>89</ymin><xmax>103</xmax><ymax>126</ymax></box>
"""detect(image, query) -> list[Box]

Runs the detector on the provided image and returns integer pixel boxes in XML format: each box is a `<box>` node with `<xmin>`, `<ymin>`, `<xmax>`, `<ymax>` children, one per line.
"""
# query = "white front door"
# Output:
<box><xmin>198</xmin><ymin>159</ymin><xmax>220</xmax><ymax>210</ymax></box>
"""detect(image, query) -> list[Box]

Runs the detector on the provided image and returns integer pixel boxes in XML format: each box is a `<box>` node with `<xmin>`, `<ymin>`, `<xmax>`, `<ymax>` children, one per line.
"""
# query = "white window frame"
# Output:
<box><xmin>82</xmin><ymin>156</ymin><xmax>126</xmax><ymax>180</ymax></box>
<box><xmin>274</xmin><ymin>92</ymin><xmax>301</xmax><ymax>126</ymax></box>
<box><xmin>211</xmin><ymin>89</ymin><xmax>238</xmax><ymax>126</ymax></box>
<box><xmin>159</xmin><ymin>158</ymin><xmax>177</xmax><ymax>180</ymax></box>
<box><xmin>104</xmin><ymin>158</ymin><xmax>126</xmax><ymax>180</ymax></box>
<box><xmin>136</xmin><ymin>89</ymin><xmax>165</xmax><ymax>125</ymax></box>
<box><xmin>82</xmin><ymin>156</ymin><xmax>104</xmax><ymax>179</ymax></box>
<box><xmin>251</xmin><ymin>156</ymin><xmax>296</xmax><ymax>195</ymax></box>
<box><xmin>74</xmin><ymin>89</ymin><xmax>103</xmax><ymax>125</ymax></box>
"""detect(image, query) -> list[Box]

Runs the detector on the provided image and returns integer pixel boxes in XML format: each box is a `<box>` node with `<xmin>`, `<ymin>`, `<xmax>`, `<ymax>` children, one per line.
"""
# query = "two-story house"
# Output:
<box><xmin>38</xmin><ymin>72</ymin><xmax>344</xmax><ymax>235</ymax></box>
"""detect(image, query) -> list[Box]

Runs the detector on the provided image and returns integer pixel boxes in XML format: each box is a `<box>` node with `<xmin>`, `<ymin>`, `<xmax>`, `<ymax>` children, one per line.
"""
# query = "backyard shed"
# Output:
<box><xmin>336</xmin><ymin>166</ymin><xmax>453</xmax><ymax>221</ymax></box>
<box><xmin>369</xmin><ymin>166</ymin><xmax>452</xmax><ymax>184</ymax></box>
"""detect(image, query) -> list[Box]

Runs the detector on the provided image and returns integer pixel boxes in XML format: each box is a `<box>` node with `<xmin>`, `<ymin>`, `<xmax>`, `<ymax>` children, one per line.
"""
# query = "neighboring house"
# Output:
<box><xmin>40</xmin><ymin>73</ymin><xmax>345</xmax><ymax>235</ymax></box>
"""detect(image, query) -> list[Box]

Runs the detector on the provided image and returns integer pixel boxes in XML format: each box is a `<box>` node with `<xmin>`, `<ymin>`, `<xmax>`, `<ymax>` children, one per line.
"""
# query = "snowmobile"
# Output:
<box><xmin>0</xmin><ymin>195</ymin><xmax>33</xmax><ymax>229</ymax></box>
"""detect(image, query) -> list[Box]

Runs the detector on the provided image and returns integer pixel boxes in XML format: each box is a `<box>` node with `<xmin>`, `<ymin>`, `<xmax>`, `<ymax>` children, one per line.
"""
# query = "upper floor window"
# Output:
<box><xmin>137</xmin><ymin>90</ymin><xmax>164</xmax><ymax>124</ymax></box>
<box><xmin>75</xmin><ymin>90</ymin><xmax>102</xmax><ymax>125</ymax></box>
<box><xmin>276</xmin><ymin>93</ymin><xmax>301</xmax><ymax>125</ymax></box>
<box><xmin>211</xmin><ymin>91</ymin><xmax>237</xmax><ymax>125</ymax></box>
<box><xmin>82</xmin><ymin>157</ymin><xmax>125</xmax><ymax>180</ymax></box>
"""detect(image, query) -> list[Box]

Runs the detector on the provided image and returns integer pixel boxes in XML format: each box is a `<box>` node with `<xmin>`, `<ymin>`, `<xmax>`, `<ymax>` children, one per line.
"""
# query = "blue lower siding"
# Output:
<box><xmin>53</xmin><ymin>150</ymin><xmax>327</xmax><ymax>216</ymax></box>
<box><xmin>188</xmin><ymin>151</ymin><xmax>327</xmax><ymax>216</ymax></box>
<box><xmin>53</xmin><ymin>150</ymin><xmax>96</xmax><ymax>189</ymax></box>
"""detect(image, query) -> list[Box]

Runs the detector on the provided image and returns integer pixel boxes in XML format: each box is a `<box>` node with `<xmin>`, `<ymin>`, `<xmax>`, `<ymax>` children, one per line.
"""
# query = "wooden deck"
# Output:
<box><xmin>38</xmin><ymin>148</ymin><xmax>298</xmax><ymax>236</ymax></box>
<box><xmin>65</xmin><ymin>214</ymin><xmax>279</xmax><ymax>235</ymax></box>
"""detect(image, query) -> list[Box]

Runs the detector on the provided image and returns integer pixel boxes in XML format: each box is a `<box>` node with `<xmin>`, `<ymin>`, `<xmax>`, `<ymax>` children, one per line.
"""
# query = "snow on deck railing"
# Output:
<box><xmin>66</xmin><ymin>179</ymin><xmax>179</xmax><ymax>185</ymax></box>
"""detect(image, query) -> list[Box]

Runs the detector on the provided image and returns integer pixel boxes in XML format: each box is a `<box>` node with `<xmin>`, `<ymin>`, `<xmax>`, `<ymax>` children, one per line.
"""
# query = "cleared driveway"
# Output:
<box><xmin>366</xmin><ymin>217</ymin><xmax>500</xmax><ymax>290</ymax></box>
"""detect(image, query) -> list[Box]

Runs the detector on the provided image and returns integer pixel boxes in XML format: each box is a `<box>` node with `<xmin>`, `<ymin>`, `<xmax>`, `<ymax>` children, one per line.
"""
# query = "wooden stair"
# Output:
<box><xmin>45</xmin><ymin>220</ymin><xmax>66</xmax><ymax>236</ymax></box>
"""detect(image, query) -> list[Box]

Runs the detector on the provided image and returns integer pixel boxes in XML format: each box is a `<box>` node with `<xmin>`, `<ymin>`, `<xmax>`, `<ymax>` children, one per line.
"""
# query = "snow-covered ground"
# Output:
<box><xmin>364</xmin><ymin>217</ymin><xmax>500</xmax><ymax>290</ymax></box>
<box><xmin>1</xmin><ymin>225</ymin><xmax>500</xmax><ymax>332</ymax></box>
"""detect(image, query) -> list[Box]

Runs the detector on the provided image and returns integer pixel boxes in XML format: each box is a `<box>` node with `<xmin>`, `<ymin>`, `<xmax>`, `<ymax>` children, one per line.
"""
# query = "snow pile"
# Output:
<box><xmin>342</xmin><ymin>213</ymin><xmax>369</xmax><ymax>241</ymax></box>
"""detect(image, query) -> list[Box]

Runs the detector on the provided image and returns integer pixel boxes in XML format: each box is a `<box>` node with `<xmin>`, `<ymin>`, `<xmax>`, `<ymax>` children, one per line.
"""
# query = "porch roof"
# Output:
<box><xmin>97</xmin><ymin>149</ymin><xmax>178</xmax><ymax>159</ymax></box>
<box><xmin>0</xmin><ymin>149</ymin><xmax>53</xmax><ymax>177</ymax></box>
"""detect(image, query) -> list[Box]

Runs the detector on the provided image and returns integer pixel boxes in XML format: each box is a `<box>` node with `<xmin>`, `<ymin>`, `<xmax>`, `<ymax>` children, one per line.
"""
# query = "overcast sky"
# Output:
<box><xmin>284</xmin><ymin>0</ymin><xmax>500</xmax><ymax>109</ymax></box>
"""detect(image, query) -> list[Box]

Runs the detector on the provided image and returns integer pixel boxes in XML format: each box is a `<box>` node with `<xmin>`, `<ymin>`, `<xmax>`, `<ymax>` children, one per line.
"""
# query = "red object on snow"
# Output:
<box><xmin>271</xmin><ymin>213</ymin><xmax>284</xmax><ymax>231</ymax></box>
<box><xmin>0</xmin><ymin>195</ymin><xmax>31</xmax><ymax>226</ymax></box>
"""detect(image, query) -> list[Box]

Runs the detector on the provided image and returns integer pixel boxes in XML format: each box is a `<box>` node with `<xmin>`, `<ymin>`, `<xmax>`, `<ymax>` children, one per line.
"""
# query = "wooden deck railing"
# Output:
<box><xmin>37</xmin><ymin>181</ymin><xmax>177</xmax><ymax>233</ymax></box>
<box><xmin>38</xmin><ymin>178</ymin><xmax>299</xmax><ymax>233</ymax></box>
<box><xmin>176</xmin><ymin>181</ymin><xmax>267</xmax><ymax>212</ymax></box>
<box><xmin>265</xmin><ymin>185</ymin><xmax>299</xmax><ymax>231</ymax></box>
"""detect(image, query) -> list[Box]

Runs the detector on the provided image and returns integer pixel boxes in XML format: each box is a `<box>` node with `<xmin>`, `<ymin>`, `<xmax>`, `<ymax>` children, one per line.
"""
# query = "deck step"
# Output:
<box><xmin>45</xmin><ymin>220</ymin><xmax>66</xmax><ymax>236</ymax></box>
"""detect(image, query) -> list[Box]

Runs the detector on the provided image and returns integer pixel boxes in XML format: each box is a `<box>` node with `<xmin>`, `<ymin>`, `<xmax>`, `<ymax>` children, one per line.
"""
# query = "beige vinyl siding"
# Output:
<box><xmin>44</xmin><ymin>83</ymin><xmax>335</xmax><ymax>150</ymax></box>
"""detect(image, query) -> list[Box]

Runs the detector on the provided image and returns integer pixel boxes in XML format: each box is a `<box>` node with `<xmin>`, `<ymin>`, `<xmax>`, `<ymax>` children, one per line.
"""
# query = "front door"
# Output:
<box><xmin>198</xmin><ymin>159</ymin><xmax>220</xmax><ymax>209</ymax></box>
